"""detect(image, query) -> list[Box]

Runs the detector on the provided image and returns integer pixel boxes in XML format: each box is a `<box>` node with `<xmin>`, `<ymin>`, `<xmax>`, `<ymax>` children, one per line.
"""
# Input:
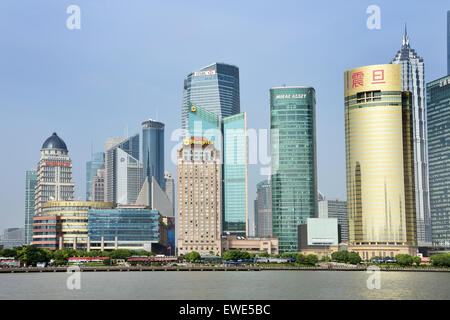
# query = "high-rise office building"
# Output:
<box><xmin>187</xmin><ymin>105</ymin><xmax>248</xmax><ymax>237</ymax></box>
<box><xmin>427</xmin><ymin>75</ymin><xmax>450</xmax><ymax>247</ymax></box>
<box><xmin>255</xmin><ymin>179</ymin><xmax>272</xmax><ymax>237</ymax></box>
<box><xmin>105</xmin><ymin>134</ymin><xmax>142</xmax><ymax>205</ymax></box>
<box><xmin>182</xmin><ymin>62</ymin><xmax>240</xmax><ymax>130</ymax></box>
<box><xmin>391</xmin><ymin>26</ymin><xmax>431</xmax><ymax>246</ymax></box>
<box><xmin>0</xmin><ymin>228</ymin><xmax>25</xmax><ymax>249</ymax></box>
<box><xmin>344</xmin><ymin>64</ymin><xmax>417</xmax><ymax>258</ymax></box>
<box><xmin>223</xmin><ymin>113</ymin><xmax>248</xmax><ymax>237</ymax></box>
<box><xmin>447</xmin><ymin>11</ymin><xmax>450</xmax><ymax>75</ymax></box>
<box><xmin>34</xmin><ymin>133</ymin><xmax>75</xmax><ymax>215</ymax></box>
<box><xmin>176</xmin><ymin>139</ymin><xmax>222</xmax><ymax>256</ymax></box>
<box><xmin>318</xmin><ymin>198</ymin><xmax>348</xmax><ymax>243</ymax></box>
<box><xmin>270</xmin><ymin>87</ymin><xmax>318</xmax><ymax>253</ymax></box>
<box><xmin>164</xmin><ymin>170</ymin><xmax>175</xmax><ymax>217</ymax></box>
<box><xmin>142</xmin><ymin>119</ymin><xmax>165</xmax><ymax>196</ymax></box>
<box><xmin>24</xmin><ymin>170</ymin><xmax>37</xmax><ymax>244</ymax></box>
<box><xmin>91</xmin><ymin>166</ymin><xmax>105</xmax><ymax>202</ymax></box>
<box><xmin>86</xmin><ymin>152</ymin><xmax>105</xmax><ymax>201</ymax></box>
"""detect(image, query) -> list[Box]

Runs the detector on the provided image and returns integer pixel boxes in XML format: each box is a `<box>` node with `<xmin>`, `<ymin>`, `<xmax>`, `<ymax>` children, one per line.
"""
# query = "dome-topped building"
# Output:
<box><xmin>41</xmin><ymin>132</ymin><xmax>68</xmax><ymax>151</ymax></box>
<box><xmin>34</xmin><ymin>132</ymin><xmax>74</xmax><ymax>215</ymax></box>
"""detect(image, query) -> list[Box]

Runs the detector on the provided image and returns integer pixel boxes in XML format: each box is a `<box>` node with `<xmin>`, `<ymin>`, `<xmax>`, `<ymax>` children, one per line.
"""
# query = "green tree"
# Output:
<box><xmin>413</xmin><ymin>256</ymin><xmax>421</xmax><ymax>266</ymax></box>
<box><xmin>258</xmin><ymin>252</ymin><xmax>269</xmax><ymax>258</ymax></box>
<box><xmin>0</xmin><ymin>248</ymin><xmax>18</xmax><ymax>257</ymax></box>
<box><xmin>15</xmin><ymin>245</ymin><xmax>52</xmax><ymax>266</ymax></box>
<box><xmin>395</xmin><ymin>254</ymin><xmax>414</xmax><ymax>266</ymax></box>
<box><xmin>304</xmin><ymin>254</ymin><xmax>318</xmax><ymax>266</ymax></box>
<box><xmin>185</xmin><ymin>251</ymin><xmax>201</xmax><ymax>262</ymax></box>
<box><xmin>295</xmin><ymin>253</ymin><xmax>306</xmax><ymax>265</ymax></box>
<box><xmin>331</xmin><ymin>250</ymin><xmax>349</xmax><ymax>263</ymax></box>
<box><xmin>348</xmin><ymin>252</ymin><xmax>362</xmax><ymax>265</ymax></box>
<box><xmin>222</xmin><ymin>250</ymin><xmax>250</xmax><ymax>261</ymax></box>
<box><xmin>430</xmin><ymin>253</ymin><xmax>450</xmax><ymax>267</ymax></box>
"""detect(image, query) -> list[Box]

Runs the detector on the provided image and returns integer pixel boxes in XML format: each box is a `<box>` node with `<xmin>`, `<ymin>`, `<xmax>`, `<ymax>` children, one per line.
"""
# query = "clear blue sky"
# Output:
<box><xmin>0</xmin><ymin>0</ymin><xmax>448</xmax><ymax>232</ymax></box>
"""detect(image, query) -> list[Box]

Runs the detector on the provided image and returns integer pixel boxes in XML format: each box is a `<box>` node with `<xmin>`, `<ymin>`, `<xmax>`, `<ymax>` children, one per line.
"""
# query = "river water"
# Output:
<box><xmin>0</xmin><ymin>271</ymin><xmax>448</xmax><ymax>299</ymax></box>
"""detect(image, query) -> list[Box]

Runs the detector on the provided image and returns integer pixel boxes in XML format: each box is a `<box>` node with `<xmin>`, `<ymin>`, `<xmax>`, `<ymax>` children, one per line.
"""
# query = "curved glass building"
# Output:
<box><xmin>142</xmin><ymin>119</ymin><xmax>165</xmax><ymax>192</ymax></box>
<box><xmin>344</xmin><ymin>64</ymin><xmax>417</xmax><ymax>257</ymax></box>
<box><xmin>182</xmin><ymin>62</ymin><xmax>240</xmax><ymax>130</ymax></box>
<box><xmin>270</xmin><ymin>86</ymin><xmax>318</xmax><ymax>253</ymax></box>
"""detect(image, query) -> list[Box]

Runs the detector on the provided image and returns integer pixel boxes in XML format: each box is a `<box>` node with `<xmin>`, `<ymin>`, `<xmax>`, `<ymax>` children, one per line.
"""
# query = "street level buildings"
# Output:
<box><xmin>34</xmin><ymin>133</ymin><xmax>75</xmax><ymax>215</ymax></box>
<box><xmin>24</xmin><ymin>170</ymin><xmax>37</xmax><ymax>244</ymax></box>
<box><xmin>427</xmin><ymin>75</ymin><xmax>450</xmax><ymax>247</ymax></box>
<box><xmin>318</xmin><ymin>198</ymin><xmax>348</xmax><ymax>243</ymax></box>
<box><xmin>32</xmin><ymin>201</ymin><xmax>115</xmax><ymax>250</ymax></box>
<box><xmin>270</xmin><ymin>86</ymin><xmax>318</xmax><ymax>253</ymax></box>
<box><xmin>344</xmin><ymin>64</ymin><xmax>417</xmax><ymax>258</ymax></box>
<box><xmin>177</xmin><ymin>139</ymin><xmax>222</xmax><ymax>256</ymax></box>
<box><xmin>391</xmin><ymin>27</ymin><xmax>431</xmax><ymax>246</ymax></box>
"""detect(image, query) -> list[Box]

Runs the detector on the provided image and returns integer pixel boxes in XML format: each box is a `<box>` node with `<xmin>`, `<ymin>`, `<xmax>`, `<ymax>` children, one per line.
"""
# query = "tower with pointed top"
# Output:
<box><xmin>391</xmin><ymin>25</ymin><xmax>431</xmax><ymax>247</ymax></box>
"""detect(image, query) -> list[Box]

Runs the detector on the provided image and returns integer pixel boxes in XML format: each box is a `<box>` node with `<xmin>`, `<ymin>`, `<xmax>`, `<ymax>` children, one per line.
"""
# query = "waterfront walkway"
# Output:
<box><xmin>1</xmin><ymin>265</ymin><xmax>449</xmax><ymax>273</ymax></box>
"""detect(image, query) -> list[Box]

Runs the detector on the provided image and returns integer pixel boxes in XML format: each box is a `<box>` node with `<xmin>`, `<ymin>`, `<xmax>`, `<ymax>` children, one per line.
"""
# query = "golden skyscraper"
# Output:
<box><xmin>344</xmin><ymin>64</ymin><xmax>417</xmax><ymax>259</ymax></box>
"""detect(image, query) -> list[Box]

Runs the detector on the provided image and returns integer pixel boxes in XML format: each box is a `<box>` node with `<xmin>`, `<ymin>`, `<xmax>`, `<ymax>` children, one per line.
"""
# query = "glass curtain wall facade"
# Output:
<box><xmin>255</xmin><ymin>179</ymin><xmax>272</xmax><ymax>237</ymax></box>
<box><xmin>182</xmin><ymin>63</ymin><xmax>240</xmax><ymax>130</ymax></box>
<box><xmin>88</xmin><ymin>207</ymin><xmax>159</xmax><ymax>250</ymax></box>
<box><xmin>344</xmin><ymin>64</ymin><xmax>416</xmax><ymax>246</ymax></box>
<box><xmin>270</xmin><ymin>87</ymin><xmax>318</xmax><ymax>253</ymax></box>
<box><xmin>86</xmin><ymin>152</ymin><xmax>105</xmax><ymax>201</ymax></box>
<box><xmin>427</xmin><ymin>75</ymin><xmax>450</xmax><ymax>246</ymax></box>
<box><xmin>24</xmin><ymin>170</ymin><xmax>37</xmax><ymax>244</ymax></box>
<box><xmin>142</xmin><ymin>120</ymin><xmax>165</xmax><ymax>197</ymax></box>
<box><xmin>188</xmin><ymin>105</ymin><xmax>248</xmax><ymax>237</ymax></box>
<box><xmin>391</xmin><ymin>27</ymin><xmax>431</xmax><ymax>246</ymax></box>
<box><xmin>222</xmin><ymin>113</ymin><xmax>248</xmax><ymax>236</ymax></box>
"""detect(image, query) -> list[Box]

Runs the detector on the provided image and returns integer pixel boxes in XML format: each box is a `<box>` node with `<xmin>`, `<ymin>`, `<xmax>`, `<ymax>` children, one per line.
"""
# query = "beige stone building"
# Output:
<box><xmin>177</xmin><ymin>138</ymin><xmax>222</xmax><ymax>256</ymax></box>
<box><xmin>221</xmin><ymin>236</ymin><xmax>279</xmax><ymax>255</ymax></box>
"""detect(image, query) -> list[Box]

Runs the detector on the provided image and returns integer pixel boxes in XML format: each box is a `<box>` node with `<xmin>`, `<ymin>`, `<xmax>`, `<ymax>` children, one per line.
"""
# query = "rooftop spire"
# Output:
<box><xmin>402</xmin><ymin>23</ymin><xmax>410</xmax><ymax>48</ymax></box>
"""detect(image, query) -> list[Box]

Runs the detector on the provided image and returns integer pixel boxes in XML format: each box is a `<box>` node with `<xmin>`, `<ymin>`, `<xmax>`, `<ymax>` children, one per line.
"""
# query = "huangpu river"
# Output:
<box><xmin>0</xmin><ymin>271</ymin><xmax>449</xmax><ymax>300</ymax></box>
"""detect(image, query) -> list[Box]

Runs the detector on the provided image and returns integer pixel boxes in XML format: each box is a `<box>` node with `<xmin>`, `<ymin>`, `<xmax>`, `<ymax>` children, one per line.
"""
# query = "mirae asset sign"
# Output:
<box><xmin>275</xmin><ymin>94</ymin><xmax>307</xmax><ymax>99</ymax></box>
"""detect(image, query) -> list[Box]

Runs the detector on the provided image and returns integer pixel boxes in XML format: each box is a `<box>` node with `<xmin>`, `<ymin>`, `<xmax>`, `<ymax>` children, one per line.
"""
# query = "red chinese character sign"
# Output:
<box><xmin>372</xmin><ymin>69</ymin><xmax>385</xmax><ymax>84</ymax></box>
<box><xmin>352</xmin><ymin>72</ymin><xmax>364</xmax><ymax>88</ymax></box>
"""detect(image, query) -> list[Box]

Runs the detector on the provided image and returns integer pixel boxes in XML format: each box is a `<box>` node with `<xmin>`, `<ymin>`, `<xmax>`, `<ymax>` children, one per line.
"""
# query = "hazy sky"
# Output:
<box><xmin>0</xmin><ymin>0</ymin><xmax>448</xmax><ymax>233</ymax></box>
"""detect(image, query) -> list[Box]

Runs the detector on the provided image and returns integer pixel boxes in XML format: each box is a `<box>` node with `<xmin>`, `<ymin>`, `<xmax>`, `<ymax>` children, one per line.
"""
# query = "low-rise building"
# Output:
<box><xmin>221</xmin><ymin>236</ymin><xmax>278</xmax><ymax>255</ymax></box>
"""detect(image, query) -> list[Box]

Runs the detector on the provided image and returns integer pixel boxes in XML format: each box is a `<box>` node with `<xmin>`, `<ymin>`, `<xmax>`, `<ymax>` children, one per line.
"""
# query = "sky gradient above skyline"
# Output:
<box><xmin>0</xmin><ymin>0</ymin><xmax>448</xmax><ymax>232</ymax></box>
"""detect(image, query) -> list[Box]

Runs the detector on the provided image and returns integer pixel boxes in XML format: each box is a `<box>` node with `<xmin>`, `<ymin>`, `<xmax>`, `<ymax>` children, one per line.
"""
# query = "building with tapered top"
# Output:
<box><xmin>344</xmin><ymin>64</ymin><xmax>417</xmax><ymax>258</ymax></box>
<box><xmin>391</xmin><ymin>25</ymin><xmax>431</xmax><ymax>247</ymax></box>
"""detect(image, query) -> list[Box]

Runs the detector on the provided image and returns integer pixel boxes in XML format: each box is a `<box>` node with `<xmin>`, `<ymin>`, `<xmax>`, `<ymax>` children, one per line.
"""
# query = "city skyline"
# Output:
<box><xmin>1</xmin><ymin>1</ymin><xmax>449</xmax><ymax>232</ymax></box>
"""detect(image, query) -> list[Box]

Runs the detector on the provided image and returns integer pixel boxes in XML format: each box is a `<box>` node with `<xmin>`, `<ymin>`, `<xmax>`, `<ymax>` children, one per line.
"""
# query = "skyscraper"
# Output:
<box><xmin>222</xmin><ymin>113</ymin><xmax>248</xmax><ymax>237</ymax></box>
<box><xmin>270</xmin><ymin>87</ymin><xmax>318</xmax><ymax>253</ymax></box>
<box><xmin>34</xmin><ymin>133</ymin><xmax>75</xmax><ymax>215</ymax></box>
<box><xmin>344</xmin><ymin>64</ymin><xmax>417</xmax><ymax>258</ymax></box>
<box><xmin>105</xmin><ymin>134</ymin><xmax>142</xmax><ymax>205</ymax></box>
<box><xmin>142</xmin><ymin>119</ymin><xmax>165</xmax><ymax>195</ymax></box>
<box><xmin>391</xmin><ymin>26</ymin><xmax>431</xmax><ymax>247</ymax></box>
<box><xmin>164</xmin><ymin>170</ymin><xmax>175</xmax><ymax>217</ymax></box>
<box><xmin>176</xmin><ymin>138</ymin><xmax>222</xmax><ymax>255</ymax></box>
<box><xmin>427</xmin><ymin>75</ymin><xmax>450</xmax><ymax>247</ymax></box>
<box><xmin>86</xmin><ymin>152</ymin><xmax>105</xmax><ymax>201</ymax></box>
<box><xmin>91</xmin><ymin>166</ymin><xmax>105</xmax><ymax>202</ymax></box>
<box><xmin>24</xmin><ymin>170</ymin><xmax>37</xmax><ymax>244</ymax></box>
<box><xmin>447</xmin><ymin>11</ymin><xmax>450</xmax><ymax>75</ymax></box>
<box><xmin>187</xmin><ymin>105</ymin><xmax>248</xmax><ymax>237</ymax></box>
<box><xmin>182</xmin><ymin>62</ymin><xmax>240</xmax><ymax>130</ymax></box>
<box><xmin>255</xmin><ymin>179</ymin><xmax>272</xmax><ymax>237</ymax></box>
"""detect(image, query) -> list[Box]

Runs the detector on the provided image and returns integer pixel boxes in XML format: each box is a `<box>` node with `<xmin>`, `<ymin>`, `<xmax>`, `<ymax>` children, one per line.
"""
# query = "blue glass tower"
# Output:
<box><xmin>142</xmin><ymin>119</ymin><xmax>165</xmax><ymax>192</ymax></box>
<box><xmin>182</xmin><ymin>62</ymin><xmax>240</xmax><ymax>130</ymax></box>
<box><xmin>86</xmin><ymin>152</ymin><xmax>105</xmax><ymax>201</ymax></box>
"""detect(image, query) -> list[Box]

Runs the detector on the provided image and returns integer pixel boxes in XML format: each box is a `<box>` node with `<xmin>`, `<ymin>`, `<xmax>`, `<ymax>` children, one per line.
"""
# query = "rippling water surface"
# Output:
<box><xmin>0</xmin><ymin>271</ymin><xmax>449</xmax><ymax>300</ymax></box>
